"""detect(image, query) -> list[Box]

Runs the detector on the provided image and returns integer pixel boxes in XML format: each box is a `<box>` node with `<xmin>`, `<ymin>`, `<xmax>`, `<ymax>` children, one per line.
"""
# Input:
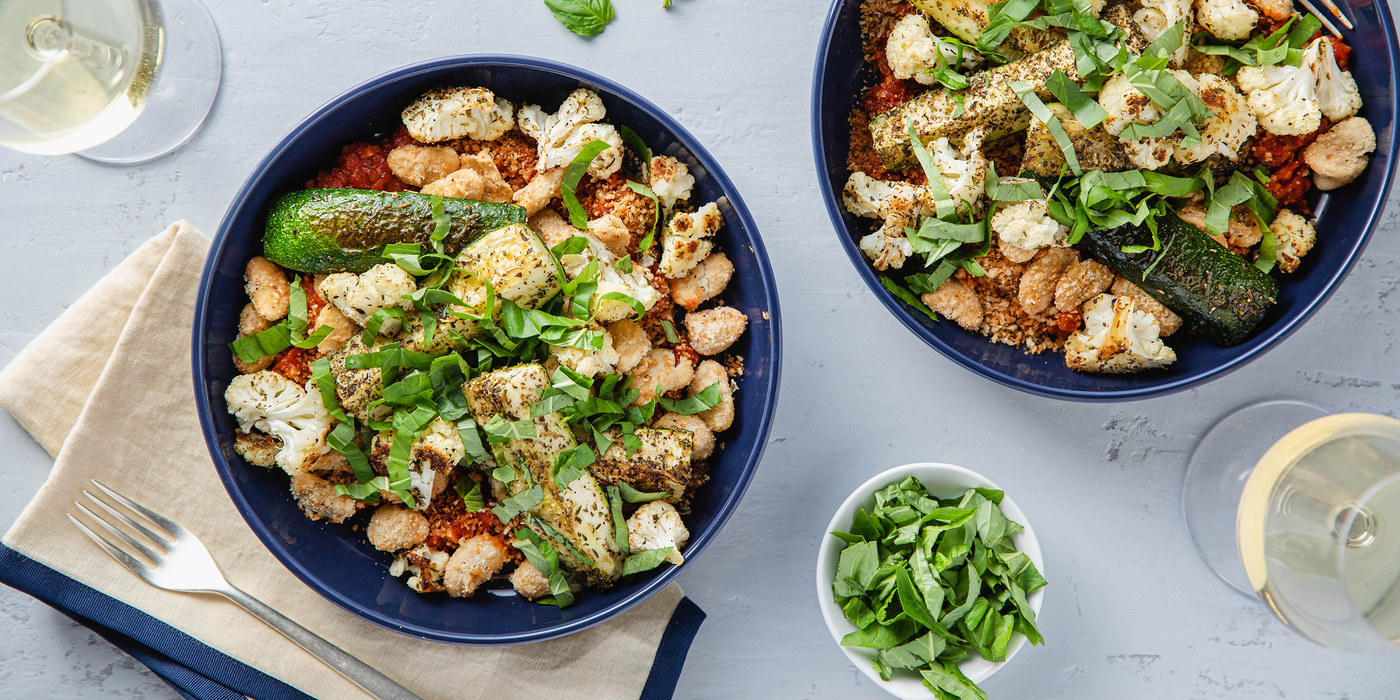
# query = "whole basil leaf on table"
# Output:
<box><xmin>830</xmin><ymin>476</ymin><xmax>1046</xmax><ymax>697</ymax></box>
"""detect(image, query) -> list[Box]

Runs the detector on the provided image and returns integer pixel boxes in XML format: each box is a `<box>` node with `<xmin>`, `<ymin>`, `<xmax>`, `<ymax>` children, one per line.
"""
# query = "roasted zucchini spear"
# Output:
<box><xmin>910</xmin><ymin>0</ymin><xmax>1059</xmax><ymax>58</ymax></box>
<box><xmin>400</xmin><ymin>223</ymin><xmax>562</xmax><ymax>354</ymax></box>
<box><xmin>1077</xmin><ymin>214</ymin><xmax>1278</xmax><ymax>347</ymax></box>
<box><xmin>591</xmin><ymin>428</ymin><xmax>693</xmax><ymax>503</ymax></box>
<box><xmin>869</xmin><ymin>41</ymin><xmax>1077</xmax><ymax>171</ymax></box>
<box><xmin>1019</xmin><ymin>103</ymin><xmax>1131</xmax><ymax>176</ymax></box>
<box><xmin>464</xmin><ymin>364</ymin><xmax>623</xmax><ymax>584</ymax></box>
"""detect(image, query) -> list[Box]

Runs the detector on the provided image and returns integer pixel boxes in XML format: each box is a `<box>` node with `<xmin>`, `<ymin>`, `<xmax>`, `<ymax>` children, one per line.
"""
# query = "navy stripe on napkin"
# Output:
<box><xmin>0</xmin><ymin>544</ymin><xmax>705</xmax><ymax>700</ymax></box>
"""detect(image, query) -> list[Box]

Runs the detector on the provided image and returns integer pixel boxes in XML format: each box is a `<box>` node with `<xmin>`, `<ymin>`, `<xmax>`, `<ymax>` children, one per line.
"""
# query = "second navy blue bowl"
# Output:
<box><xmin>813</xmin><ymin>0</ymin><xmax>1399</xmax><ymax>401</ymax></box>
<box><xmin>193</xmin><ymin>56</ymin><xmax>782</xmax><ymax>645</ymax></box>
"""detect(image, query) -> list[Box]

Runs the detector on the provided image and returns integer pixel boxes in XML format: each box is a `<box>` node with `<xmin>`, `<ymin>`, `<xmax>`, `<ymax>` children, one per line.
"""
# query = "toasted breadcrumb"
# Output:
<box><xmin>420</xmin><ymin>150</ymin><xmax>513</xmax><ymax>202</ymax></box>
<box><xmin>629</xmin><ymin>348</ymin><xmax>695</xmax><ymax>406</ymax></box>
<box><xmin>576</xmin><ymin>173</ymin><xmax>658</xmax><ymax>249</ymax></box>
<box><xmin>684</xmin><ymin>306</ymin><xmax>748</xmax><ymax>355</ymax></box>
<box><xmin>1110</xmin><ymin>277</ymin><xmax>1183</xmax><ymax>336</ymax></box>
<box><xmin>655</xmin><ymin>412</ymin><xmax>716</xmax><ymax>460</ymax></box>
<box><xmin>922</xmin><ymin>279</ymin><xmax>984</xmax><ymax>331</ymax></box>
<box><xmin>245</xmin><ymin>257</ymin><xmax>290</xmax><ymax>322</ymax></box>
<box><xmin>367</xmin><ymin>504</ymin><xmax>429</xmax><ymax>552</ymax></box>
<box><xmin>510</xmin><ymin>561</ymin><xmax>551</xmax><ymax>599</ymax></box>
<box><xmin>455</xmin><ymin>131</ymin><xmax>539</xmax><ymax>191</ymax></box>
<box><xmin>1018</xmin><ymin>248</ymin><xmax>1078</xmax><ymax>316</ymax></box>
<box><xmin>671</xmin><ymin>253</ymin><xmax>734</xmax><ymax>311</ymax></box>
<box><xmin>514</xmin><ymin>168</ymin><xmax>565</xmax><ymax>216</ymax></box>
<box><xmin>607</xmin><ymin>318</ymin><xmax>652</xmax><ymax>373</ymax></box>
<box><xmin>290</xmin><ymin>472</ymin><xmax>363</xmax><ymax>524</ymax></box>
<box><xmin>443</xmin><ymin>534</ymin><xmax>508</xmax><ymax>598</ymax></box>
<box><xmin>1054</xmin><ymin>259</ymin><xmax>1115</xmax><ymax>311</ymax></box>
<box><xmin>386</xmin><ymin>145</ymin><xmax>460</xmax><ymax>187</ymax></box>
<box><xmin>690</xmin><ymin>360</ymin><xmax>735</xmax><ymax>432</ymax></box>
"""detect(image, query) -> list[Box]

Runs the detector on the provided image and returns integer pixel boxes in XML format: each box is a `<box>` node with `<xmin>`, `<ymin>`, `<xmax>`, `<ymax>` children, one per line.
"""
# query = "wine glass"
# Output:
<box><xmin>1184</xmin><ymin>401</ymin><xmax>1400</xmax><ymax>653</ymax></box>
<box><xmin>0</xmin><ymin>0</ymin><xmax>221</xmax><ymax>164</ymax></box>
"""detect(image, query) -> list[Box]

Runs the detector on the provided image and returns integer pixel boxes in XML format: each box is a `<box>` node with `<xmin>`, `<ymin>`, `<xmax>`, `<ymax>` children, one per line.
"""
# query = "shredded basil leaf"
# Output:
<box><xmin>1008</xmin><ymin>80</ymin><xmax>1082</xmax><ymax>175</ymax></box>
<box><xmin>878</xmin><ymin>275</ymin><xmax>939</xmax><ymax>323</ymax></box>
<box><xmin>618</xmin><ymin>482</ymin><xmax>670</xmax><ymax>503</ymax></box>
<box><xmin>456</xmin><ymin>479</ymin><xmax>485</xmax><ymax>512</ymax></box>
<box><xmin>657</xmin><ymin>381</ymin><xmax>721</xmax><ymax>415</ymax></box>
<box><xmin>623</xmin><ymin>547</ymin><xmax>674</xmax><ymax>576</ymax></box>
<box><xmin>606</xmin><ymin>485</ymin><xmax>630</xmax><ymax>556</ymax></box>
<box><xmin>660</xmin><ymin>319</ymin><xmax>680</xmax><ymax>344</ymax></box>
<box><xmin>561</xmin><ymin>139</ymin><xmax>614</xmax><ymax>229</ymax></box>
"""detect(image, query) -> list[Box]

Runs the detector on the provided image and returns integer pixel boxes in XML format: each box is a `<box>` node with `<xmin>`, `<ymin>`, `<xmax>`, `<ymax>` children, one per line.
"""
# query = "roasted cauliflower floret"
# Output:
<box><xmin>991</xmin><ymin>199</ymin><xmax>1067</xmax><ymax>253</ymax></box>
<box><xmin>1271</xmin><ymin>208</ymin><xmax>1317</xmax><ymax>273</ymax></box>
<box><xmin>517</xmin><ymin>89</ymin><xmax>623</xmax><ymax>179</ymax></box>
<box><xmin>660</xmin><ymin>202</ymin><xmax>724</xmax><ymax>279</ymax></box>
<box><xmin>649</xmin><ymin>156</ymin><xmax>696</xmax><ymax>211</ymax></box>
<box><xmin>1175</xmin><ymin>73</ymin><xmax>1256</xmax><ymax>164</ymax></box>
<box><xmin>886</xmin><ymin>15</ymin><xmax>944</xmax><ymax>85</ymax></box>
<box><xmin>921</xmin><ymin>279</ymin><xmax>983</xmax><ymax>331</ymax></box>
<box><xmin>233</xmin><ymin>429</ymin><xmax>279</xmax><ymax>467</ymax></box>
<box><xmin>626</xmin><ymin>501</ymin><xmax>689</xmax><ymax>565</ymax></box>
<box><xmin>327</xmin><ymin>336</ymin><xmax>389</xmax><ymax>423</ymax></box>
<box><xmin>224</xmin><ymin>371</ymin><xmax>333</xmax><ymax>476</ymax></box>
<box><xmin>392</xmin><ymin>544</ymin><xmax>451</xmax><ymax>593</ymax></box>
<box><xmin>549</xmin><ymin>325</ymin><xmax>620</xmax><ymax>378</ymax></box>
<box><xmin>1195</xmin><ymin>0</ymin><xmax>1257</xmax><ymax>40</ymax></box>
<box><xmin>382</xmin><ymin>417</ymin><xmax>465</xmax><ymax>511</ymax></box>
<box><xmin>1237</xmin><ymin>41</ymin><xmax>1325</xmax><ymax>136</ymax></box>
<box><xmin>929</xmin><ymin>129</ymin><xmax>987</xmax><ymax>215</ymax></box>
<box><xmin>844</xmin><ymin>171</ymin><xmax>930</xmax><ymax>271</ymax></box>
<box><xmin>317</xmin><ymin>263</ymin><xmax>416</xmax><ymax>334</ymax></box>
<box><xmin>401</xmin><ymin>87</ymin><xmax>514</xmax><ymax>143</ymax></box>
<box><xmin>1315</xmin><ymin>38</ymin><xmax>1363</xmax><ymax>121</ymax></box>
<box><xmin>443</xmin><ymin>534</ymin><xmax>509</xmax><ymax>598</ymax></box>
<box><xmin>558</xmin><ymin>229</ymin><xmax>664</xmax><ymax>322</ymax></box>
<box><xmin>245</xmin><ymin>256</ymin><xmax>290</xmax><ymax>322</ymax></box>
<box><xmin>1065</xmin><ymin>294</ymin><xmax>1177</xmax><ymax>373</ymax></box>
<box><xmin>1303</xmin><ymin>116</ymin><xmax>1376</xmax><ymax>190</ymax></box>
<box><xmin>1133</xmin><ymin>0</ymin><xmax>1193</xmax><ymax>64</ymax></box>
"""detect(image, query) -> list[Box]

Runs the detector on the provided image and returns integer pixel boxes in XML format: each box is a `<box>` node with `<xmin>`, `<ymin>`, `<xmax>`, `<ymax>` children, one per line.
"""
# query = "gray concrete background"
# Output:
<box><xmin>1</xmin><ymin>0</ymin><xmax>1397</xmax><ymax>697</ymax></box>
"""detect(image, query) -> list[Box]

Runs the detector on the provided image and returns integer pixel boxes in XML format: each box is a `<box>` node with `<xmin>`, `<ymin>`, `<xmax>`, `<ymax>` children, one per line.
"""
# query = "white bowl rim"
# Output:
<box><xmin>814</xmin><ymin>462</ymin><xmax>1046</xmax><ymax>698</ymax></box>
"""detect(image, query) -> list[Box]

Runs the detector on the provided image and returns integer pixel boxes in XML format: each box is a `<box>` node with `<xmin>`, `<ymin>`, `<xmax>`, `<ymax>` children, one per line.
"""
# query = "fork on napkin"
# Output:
<box><xmin>0</xmin><ymin>222</ymin><xmax>705</xmax><ymax>700</ymax></box>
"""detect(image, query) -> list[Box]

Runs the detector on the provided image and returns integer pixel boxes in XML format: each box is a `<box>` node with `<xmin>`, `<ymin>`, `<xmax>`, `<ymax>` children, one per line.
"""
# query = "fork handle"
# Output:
<box><xmin>219</xmin><ymin>585</ymin><xmax>424</xmax><ymax>700</ymax></box>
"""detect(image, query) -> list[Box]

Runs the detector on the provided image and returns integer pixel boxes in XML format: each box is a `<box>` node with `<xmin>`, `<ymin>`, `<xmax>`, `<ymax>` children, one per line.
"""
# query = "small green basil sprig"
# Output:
<box><xmin>830</xmin><ymin>477</ymin><xmax>1046</xmax><ymax>699</ymax></box>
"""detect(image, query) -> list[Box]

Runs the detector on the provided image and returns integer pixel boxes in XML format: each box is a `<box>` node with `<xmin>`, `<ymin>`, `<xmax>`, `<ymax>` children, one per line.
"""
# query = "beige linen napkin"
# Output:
<box><xmin>0</xmin><ymin>221</ymin><xmax>685</xmax><ymax>700</ymax></box>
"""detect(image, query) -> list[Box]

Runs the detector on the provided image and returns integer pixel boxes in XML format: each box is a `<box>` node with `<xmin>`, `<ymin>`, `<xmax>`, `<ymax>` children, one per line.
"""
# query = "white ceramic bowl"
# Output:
<box><xmin>815</xmin><ymin>463</ymin><xmax>1046</xmax><ymax>698</ymax></box>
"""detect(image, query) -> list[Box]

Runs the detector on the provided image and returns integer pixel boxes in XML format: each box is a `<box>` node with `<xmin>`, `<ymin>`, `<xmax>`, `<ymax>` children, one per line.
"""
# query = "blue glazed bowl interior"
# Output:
<box><xmin>194</xmin><ymin>56</ymin><xmax>781</xmax><ymax>645</ymax></box>
<box><xmin>813</xmin><ymin>0</ymin><xmax>1399</xmax><ymax>400</ymax></box>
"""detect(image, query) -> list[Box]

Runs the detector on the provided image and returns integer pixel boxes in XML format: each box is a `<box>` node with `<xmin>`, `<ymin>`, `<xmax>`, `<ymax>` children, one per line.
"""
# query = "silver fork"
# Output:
<box><xmin>68</xmin><ymin>479</ymin><xmax>423</xmax><ymax>700</ymax></box>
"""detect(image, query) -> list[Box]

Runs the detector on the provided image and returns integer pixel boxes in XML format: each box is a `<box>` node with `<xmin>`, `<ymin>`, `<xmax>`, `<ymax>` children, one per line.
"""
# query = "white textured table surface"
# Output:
<box><xmin>2</xmin><ymin>1</ymin><xmax>1399</xmax><ymax>698</ymax></box>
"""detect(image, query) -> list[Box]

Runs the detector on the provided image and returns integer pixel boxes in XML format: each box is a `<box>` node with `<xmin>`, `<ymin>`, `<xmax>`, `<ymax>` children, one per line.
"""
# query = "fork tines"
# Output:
<box><xmin>69</xmin><ymin>480</ymin><xmax>175</xmax><ymax>571</ymax></box>
<box><xmin>1299</xmin><ymin>0</ymin><xmax>1351</xmax><ymax>36</ymax></box>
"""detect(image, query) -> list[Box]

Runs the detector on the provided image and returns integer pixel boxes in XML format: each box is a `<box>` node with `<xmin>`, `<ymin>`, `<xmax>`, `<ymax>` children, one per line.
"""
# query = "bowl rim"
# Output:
<box><xmin>810</xmin><ymin>0</ymin><xmax>1400</xmax><ymax>402</ymax></box>
<box><xmin>814</xmin><ymin>462</ymin><xmax>1046</xmax><ymax>696</ymax></box>
<box><xmin>192</xmin><ymin>54</ymin><xmax>784</xmax><ymax>645</ymax></box>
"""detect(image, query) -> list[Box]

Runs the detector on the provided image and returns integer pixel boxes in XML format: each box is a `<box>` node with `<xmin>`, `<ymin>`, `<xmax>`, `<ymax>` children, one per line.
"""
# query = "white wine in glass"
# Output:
<box><xmin>1186</xmin><ymin>404</ymin><xmax>1400</xmax><ymax>653</ymax></box>
<box><xmin>0</xmin><ymin>0</ymin><xmax>220</xmax><ymax>163</ymax></box>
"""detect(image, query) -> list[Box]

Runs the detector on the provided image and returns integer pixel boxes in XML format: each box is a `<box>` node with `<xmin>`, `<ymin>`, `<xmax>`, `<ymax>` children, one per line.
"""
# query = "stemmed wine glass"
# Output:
<box><xmin>1185</xmin><ymin>400</ymin><xmax>1400</xmax><ymax>653</ymax></box>
<box><xmin>0</xmin><ymin>0</ymin><xmax>221</xmax><ymax>164</ymax></box>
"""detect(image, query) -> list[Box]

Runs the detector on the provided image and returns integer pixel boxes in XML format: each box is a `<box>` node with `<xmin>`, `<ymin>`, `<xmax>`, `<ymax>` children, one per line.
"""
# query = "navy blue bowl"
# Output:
<box><xmin>813</xmin><ymin>1</ymin><xmax>1400</xmax><ymax>401</ymax></box>
<box><xmin>193</xmin><ymin>56</ymin><xmax>782</xmax><ymax>645</ymax></box>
